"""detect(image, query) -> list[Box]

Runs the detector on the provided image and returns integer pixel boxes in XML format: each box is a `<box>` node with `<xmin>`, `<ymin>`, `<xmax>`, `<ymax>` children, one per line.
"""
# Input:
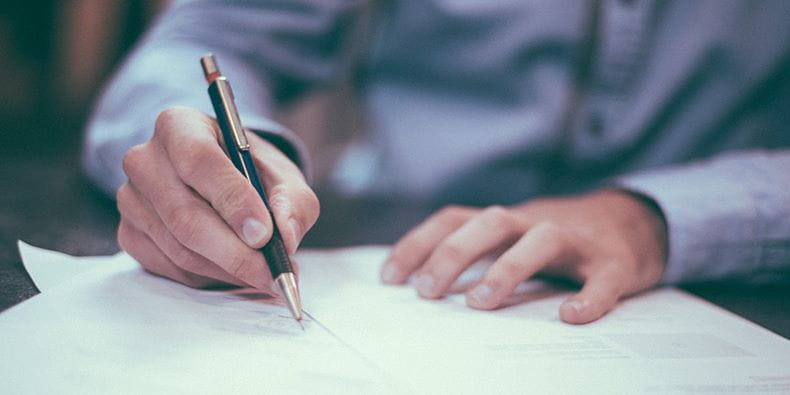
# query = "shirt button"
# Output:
<box><xmin>589</xmin><ymin>112</ymin><xmax>604</xmax><ymax>138</ymax></box>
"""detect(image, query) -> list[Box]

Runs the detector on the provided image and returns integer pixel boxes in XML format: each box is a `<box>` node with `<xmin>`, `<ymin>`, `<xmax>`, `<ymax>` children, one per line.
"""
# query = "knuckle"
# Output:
<box><xmin>117</xmin><ymin>223</ymin><xmax>131</xmax><ymax>251</ymax></box>
<box><xmin>268</xmin><ymin>184</ymin><xmax>288</xmax><ymax>202</ymax></box>
<box><xmin>268</xmin><ymin>184</ymin><xmax>320</xmax><ymax>225</ymax></box>
<box><xmin>534</xmin><ymin>221</ymin><xmax>570</xmax><ymax>259</ymax></box>
<box><xmin>267</xmin><ymin>185</ymin><xmax>292</xmax><ymax>214</ymax></box>
<box><xmin>434</xmin><ymin>205</ymin><xmax>474</xmax><ymax>227</ymax></box>
<box><xmin>296</xmin><ymin>185</ymin><xmax>320</xmax><ymax>212</ymax></box>
<box><xmin>436</xmin><ymin>239</ymin><xmax>467</xmax><ymax>263</ymax></box>
<box><xmin>139</xmin><ymin>217</ymin><xmax>160</xmax><ymax>240</ymax></box>
<box><xmin>496</xmin><ymin>259</ymin><xmax>523</xmax><ymax>278</ymax></box>
<box><xmin>167</xmin><ymin>204</ymin><xmax>204</xmax><ymax>247</ymax></box>
<box><xmin>535</xmin><ymin>221</ymin><xmax>563</xmax><ymax>243</ymax></box>
<box><xmin>215</xmin><ymin>181</ymin><xmax>254</xmax><ymax>217</ymax></box>
<box><xmin>171</xmin><ymin>246</ymin><xmax>198</xmax><ymax>271</ymax></box>
<box><xmin>226</xmin><ymin>252</ymin><xmax>254</xmax><ymax>279</ymax></box>
<box><xmin>178</xmin><ymin>141</ymin><xmax>215</xmax><ymax>182</ymax></box>
<box><xmin>115</xmin><ymin>184</ymin><xmax>132</xmax><ymax>214</ymax></box>
<box><xmin>437</xmin><ymin>205</ymin><xmax>465</xmax><ymax>219</ymax></box>
<box><xmin>430</xmin><ymin>205</ymin><xmax>464</xmax><ymax>226</ymax></box>
<box><xmin>121</xmin><ymin>144</ymin><xmax>148</xmax><ymax>178</ymax></box>
<box><xmin>291</xmin><ymin>185</ymin><xmax>320</xmax><ymax>224</ymax></box>
<box><xmin>116</xmin><ymin>182</ymin><xmax>130</xmax><ymax>201</ymax></box>
<box><xmin>154</xmin><ymin>106</ymin><xmax>194</xmax><ymax>137</ymax></box>
<box><xmin>116</xmin><ymin>186</ymin><xmax>155</xmax><ymax>238</ymax></box>
<box><xmin>479</xmin><ymin>205</ymin><xmax>512</xmax><ymax>229</ymax></box>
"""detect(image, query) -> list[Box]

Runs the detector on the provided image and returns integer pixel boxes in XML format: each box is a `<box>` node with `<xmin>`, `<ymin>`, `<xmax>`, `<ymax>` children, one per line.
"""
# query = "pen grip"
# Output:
<box><xmin>242</xmin><ymin>151</ymin><xmax>294</xmax><ymax>278</ymax></box>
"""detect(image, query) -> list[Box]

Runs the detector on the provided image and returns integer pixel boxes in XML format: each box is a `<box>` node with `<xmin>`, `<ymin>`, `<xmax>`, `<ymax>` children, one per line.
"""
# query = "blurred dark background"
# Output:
<box><xmin>0</xmin><ymin>0</ymin><xmax>166</xmax><ymax>158</ymax></box>
<box><xmin>0</xmin><ymin>0</ymin><xmax>168</xmax><ymax>308</ymax></box>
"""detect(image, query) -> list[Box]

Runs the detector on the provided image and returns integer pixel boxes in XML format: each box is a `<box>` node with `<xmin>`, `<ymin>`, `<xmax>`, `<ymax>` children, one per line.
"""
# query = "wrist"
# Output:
<box><xmin>598</xmin><ymin>189</ymin><xmax>669</xmax><ymax>266</ymax></box>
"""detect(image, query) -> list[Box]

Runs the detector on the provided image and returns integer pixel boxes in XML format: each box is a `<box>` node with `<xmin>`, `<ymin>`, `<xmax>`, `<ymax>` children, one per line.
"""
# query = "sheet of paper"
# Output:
<box><xmin>296</xmin><ymin>247</ymin><xmax>790</xmax><ymax>394</ymax></box>
<box><xmin>5</xmin><ymin>243</ymin><xmax>790</xmax><ymax>394</ymax></box>
<box><xmin>2</xmin><ymin>246</ymin><xmax>396</xmax><ymax>393</ymax></box>
<box><xmin>18</xmin><ymin>240</ymin><xmax>113</xmax><ymax>292</ymax></box>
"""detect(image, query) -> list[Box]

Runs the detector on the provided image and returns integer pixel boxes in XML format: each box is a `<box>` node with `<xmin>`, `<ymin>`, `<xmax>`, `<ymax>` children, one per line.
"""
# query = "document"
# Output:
<box><xmin>3</xmin><ymin>242</ymin><xmax>790</xmax><ymax>394</ymax></box>
<box><xmin>4</xmin><ymin>243</ymin><xmax>393</xmax><ymax>394</ymax></box>
<box><xmin>19</xmin><ymin>240</ymin><xmax>110</xmax><ymax>292</ymax></box>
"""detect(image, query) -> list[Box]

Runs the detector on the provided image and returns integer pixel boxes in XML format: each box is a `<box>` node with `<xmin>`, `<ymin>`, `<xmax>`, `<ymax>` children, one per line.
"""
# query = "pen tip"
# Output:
<box><xmin>275</xmin><ymin>273</ymin><xmax>303</xmax><ymax>322</ymax></box>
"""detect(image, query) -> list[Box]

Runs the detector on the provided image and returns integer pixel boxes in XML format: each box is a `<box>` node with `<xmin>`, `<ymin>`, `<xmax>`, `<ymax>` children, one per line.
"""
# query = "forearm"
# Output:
<box><xmin>83</xmin><ymin>0</ymin><xmax>369</xmax><ymax>194</ymax></box>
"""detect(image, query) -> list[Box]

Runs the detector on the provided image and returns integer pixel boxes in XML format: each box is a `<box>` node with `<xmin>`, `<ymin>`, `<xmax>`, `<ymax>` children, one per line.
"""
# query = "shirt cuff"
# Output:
<box><xmin>612</xmin><ymin>165</ymin><xmax>759</xmax><ymax>284</ymax></box>
<box><xmin>242</xmin><ymin>114</ymin><xmax>312</xmax><ymax>183</ymax></box>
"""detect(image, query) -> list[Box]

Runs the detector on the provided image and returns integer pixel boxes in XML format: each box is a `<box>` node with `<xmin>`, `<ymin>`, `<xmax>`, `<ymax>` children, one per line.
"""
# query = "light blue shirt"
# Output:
<box><xmin>83</xmin><ymin>0</ymin><xmax>790</xmax><ymax>284</ymax></box>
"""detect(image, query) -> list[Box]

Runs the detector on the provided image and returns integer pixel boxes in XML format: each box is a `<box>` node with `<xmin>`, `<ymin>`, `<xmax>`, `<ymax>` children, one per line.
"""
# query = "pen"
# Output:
<box><xmin>200</xmin><ymin>53</ymin><xmax>303</xmax><ymax>323</ymax></box>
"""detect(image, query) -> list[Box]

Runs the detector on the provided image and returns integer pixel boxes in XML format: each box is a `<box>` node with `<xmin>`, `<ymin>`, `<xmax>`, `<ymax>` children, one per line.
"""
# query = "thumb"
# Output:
<box><xmin>559</xmin><ymin>266</ymin><xmax>624</xmax><ymax>324</ymax></box>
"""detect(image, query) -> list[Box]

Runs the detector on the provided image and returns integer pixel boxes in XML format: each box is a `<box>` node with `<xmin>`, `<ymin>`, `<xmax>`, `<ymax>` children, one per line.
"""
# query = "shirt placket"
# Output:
<box><xmin>570</xmin><ymin>0</ymin><xmax>654</xmax><ymax>162</ymax></box>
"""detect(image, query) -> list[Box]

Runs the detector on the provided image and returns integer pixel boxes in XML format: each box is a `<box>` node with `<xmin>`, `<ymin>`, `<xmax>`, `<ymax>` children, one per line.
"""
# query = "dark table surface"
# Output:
<box><xmin>2</xmin><ymin>148</ymin><xmax>789</xmax><ymax>339</ymax></box>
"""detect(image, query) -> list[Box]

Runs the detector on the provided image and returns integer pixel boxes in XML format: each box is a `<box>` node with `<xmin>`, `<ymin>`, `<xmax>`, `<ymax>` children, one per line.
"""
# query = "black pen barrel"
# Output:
<box><xmin>208</xmin><ymin>82</ymin><xmax>294</xmax><ymax>278</ymax></box>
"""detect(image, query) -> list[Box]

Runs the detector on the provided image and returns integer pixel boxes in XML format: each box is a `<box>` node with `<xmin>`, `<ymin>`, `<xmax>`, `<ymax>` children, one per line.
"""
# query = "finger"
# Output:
<box><xmin>249</xmin><ymin>135</ymin><xmax>319</xmax><ymax>255</ymax></box>
<box><xmin>415</xmin><ymin>206</ymin><xmax>520</xmax><ymax>299</ymax></box>
<box><xmin>154</xmin><ymin>107</ymin><xmax>274</xmax><ymax>249</ymax></box>
<box><xmin>559</xmin><ymin>264</ymin><xmax>624</xmax><ymax>324</ymax></box>
<box><xmin>117</xmin><ymin>182</ymin><xmax>250</xmax><ymax>288</ymax></box>
<box><xmin>466</xmin><ymin>222</ymin><xmax>570</xmax><ymax>310</ymax></box>
<box><xmin>118</xmin><ymin>219</ymin><xmax>223</xmax><ymax>289</ymax></box>
<box><xmin>381</xmin><ymin>205</ymin><xmax>477</xmax><ymax>285</ymax></box>
<box><xmin>122</xmin><ymin>139</ymin><xmax>272</xmax><ymax>289</ymax></box>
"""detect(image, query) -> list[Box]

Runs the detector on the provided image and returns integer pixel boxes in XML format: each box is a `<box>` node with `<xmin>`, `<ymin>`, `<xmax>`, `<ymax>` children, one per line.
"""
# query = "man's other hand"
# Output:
<box><xmin>380</xmin><ymin>190</ymin><xmax>667</xmax><ymax>324</ymax></box>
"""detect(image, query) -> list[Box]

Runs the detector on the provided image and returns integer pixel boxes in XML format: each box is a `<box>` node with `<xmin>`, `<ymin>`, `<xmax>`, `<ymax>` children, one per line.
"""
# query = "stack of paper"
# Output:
<box><xmin>2</xmin><ymin>242</ymin><xmax>789</xmax><ymax>394</ymax></box>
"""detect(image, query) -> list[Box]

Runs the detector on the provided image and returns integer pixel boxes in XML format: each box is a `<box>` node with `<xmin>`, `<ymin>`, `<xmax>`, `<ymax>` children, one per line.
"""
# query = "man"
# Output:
<box><xmin>84</xmin><ymin>0</ymin><xmax>790</xmax><ymax>324</ymax></box>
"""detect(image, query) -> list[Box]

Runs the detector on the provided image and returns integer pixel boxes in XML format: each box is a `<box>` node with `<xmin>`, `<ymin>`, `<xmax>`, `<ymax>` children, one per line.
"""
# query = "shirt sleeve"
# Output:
<box><xmin>82</xmin><ymin>0</ymin><xmax>369</xmax><ymax>195</ymax></box>
<box><xmin>614</xmin><ymin>149</ymin><xmax>790</xmax><ymax>284</ymax></box>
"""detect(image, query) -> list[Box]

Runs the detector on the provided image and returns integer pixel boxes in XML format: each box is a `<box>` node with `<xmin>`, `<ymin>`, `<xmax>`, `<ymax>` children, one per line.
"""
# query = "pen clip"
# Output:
<box><xmin>201</xmin><ymin>53</ymin><xmax>250</xmax><ymax>151</ymax></box>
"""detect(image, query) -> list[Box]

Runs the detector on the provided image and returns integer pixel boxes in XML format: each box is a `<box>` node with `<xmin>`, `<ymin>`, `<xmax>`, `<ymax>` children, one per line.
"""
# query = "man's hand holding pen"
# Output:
<box><xmin>116</xmin><ymin>106</ymin><xmax>319</xmax><ymax>292</ymax></box>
